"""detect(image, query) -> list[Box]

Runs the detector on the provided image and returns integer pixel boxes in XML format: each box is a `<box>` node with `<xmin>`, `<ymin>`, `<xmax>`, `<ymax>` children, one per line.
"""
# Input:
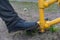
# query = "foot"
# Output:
<box><xmin>8</xmin><ymin>21</ymin><xmax>39</xmax><ymax>33</ymax></box>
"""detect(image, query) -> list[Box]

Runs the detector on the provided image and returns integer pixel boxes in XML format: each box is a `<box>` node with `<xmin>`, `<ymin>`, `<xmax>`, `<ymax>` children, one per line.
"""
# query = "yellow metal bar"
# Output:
<box><xmin>38</xmin><ymin>0</ymin><xmax>60</xmax><ymax>32</ymax></box>
<box><xmin>44</xmin><ymin>0</ymin><xmax>57</xmax><ymax>8</ymax></box>
<box><xmin>48</xmin><ymin>18</ymin><xmax>60</xmax><ymax>26</ymax></box>
<box><xmin>38</xmin><ymin>0</ymin><xmax>46</xmax><ymax>32</ymax></box>
<box><xmin>58</xmin><ymin>0</ymin><xmax>60</xmax><ymax>6</ymax></box>
<box><xmin>45</xmin><ymin>18</ymin><xmax>60</xmax><ymax>29</ymax></box>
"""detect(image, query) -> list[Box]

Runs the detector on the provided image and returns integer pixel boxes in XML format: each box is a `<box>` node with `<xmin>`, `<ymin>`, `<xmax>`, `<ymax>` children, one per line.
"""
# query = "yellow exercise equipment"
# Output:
<box><xmin>37</xmin><ymin>0</ymin><xmax>60</xmax><ymax>32</ymax></box>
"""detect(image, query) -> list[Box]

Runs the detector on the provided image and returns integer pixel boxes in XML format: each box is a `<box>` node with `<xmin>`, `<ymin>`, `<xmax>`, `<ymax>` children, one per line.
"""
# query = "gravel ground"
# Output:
<box><xmin>10</xmin><ymin>1</ymin><xmax>60</xmax><ymax>40</ymax></box>
<box><xmin>0</xmin><ymin>1</ymin><xmax>60</xmax><ymax>40</ymax></box>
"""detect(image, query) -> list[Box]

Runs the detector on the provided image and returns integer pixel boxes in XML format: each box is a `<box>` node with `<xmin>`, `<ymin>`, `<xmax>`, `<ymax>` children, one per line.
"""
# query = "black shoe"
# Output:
<box><xmin>8</xmin><ymin>21</ymin><xmax>39</xmax><ymax>33</ymax></box>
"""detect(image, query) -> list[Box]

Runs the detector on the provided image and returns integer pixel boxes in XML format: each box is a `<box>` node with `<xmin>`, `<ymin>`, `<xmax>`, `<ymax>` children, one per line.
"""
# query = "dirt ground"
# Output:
<box><xmin>9</xmin><ymin>1</ymin><xmax>60</xmax><ymax>40</ymax></box>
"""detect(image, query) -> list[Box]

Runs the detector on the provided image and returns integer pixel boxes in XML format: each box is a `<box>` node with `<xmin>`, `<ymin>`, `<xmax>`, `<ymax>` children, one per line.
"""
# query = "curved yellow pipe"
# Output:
<box><xmin>44</xmin><ymin>0</ymin><xmax>57</xmax><ymax>8</ymax></box>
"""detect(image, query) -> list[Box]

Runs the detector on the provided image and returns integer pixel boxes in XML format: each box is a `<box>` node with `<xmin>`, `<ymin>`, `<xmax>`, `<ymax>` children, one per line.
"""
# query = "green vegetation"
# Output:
<box><xmin>49</xmin><ymin>25</ymin><xmax>57</xmax><ymax>33</ymax></box>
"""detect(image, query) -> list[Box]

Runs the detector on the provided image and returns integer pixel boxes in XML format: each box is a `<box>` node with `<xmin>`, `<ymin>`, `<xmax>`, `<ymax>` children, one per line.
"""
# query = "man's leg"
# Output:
<box><xmin>0</xmin><ymin>0</ymin><xmax>38</xmax><ymax>32</ymax></box>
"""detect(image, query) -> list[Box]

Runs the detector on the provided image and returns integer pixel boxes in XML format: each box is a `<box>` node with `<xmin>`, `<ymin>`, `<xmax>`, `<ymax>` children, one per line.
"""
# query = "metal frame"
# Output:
<box><xmin>37</xmin><ymin>0</ymin><xmax>60</xmax><ymax>32</ymax></box>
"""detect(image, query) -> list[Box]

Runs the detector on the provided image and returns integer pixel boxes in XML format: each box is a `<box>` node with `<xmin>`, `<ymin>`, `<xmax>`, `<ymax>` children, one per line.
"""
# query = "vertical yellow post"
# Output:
<box><xmin>58</xmin><ymin>0</ymin><xmax>60</xmax><ymax>6</ymax></box>
<box><xmin>38</xmin><ymin>0</ymin><xmax>46</xmax><ymax>32</ymax></box>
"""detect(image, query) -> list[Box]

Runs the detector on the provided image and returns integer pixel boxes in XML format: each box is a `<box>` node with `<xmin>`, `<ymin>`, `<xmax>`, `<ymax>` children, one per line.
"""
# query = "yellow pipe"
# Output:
<box><xmin>44</xmin><ymin>0</ymin><xmax>57</xmax><ymax>8</ymax></box>
<box><xmin>38</xmin><ymin>0</ymin><xmax>60</xmax><ymax>32</ymax></box>
<box><xmin>45</xmin><ymin>18</ymin><xmax>60</xmax><ymax>29</ymax></box>
<box><xmin>58</xmin><ymin>0</ymin><xmax>60</xmax><ymax>6</ymax></box>
<box><xmin>38</xmin><ymin>0</ymin><xmax>46</xmax><ymax>32</ymax></box>
<box><xmin>38</xmin><ymin>0</ymin><xmax>44</xmax><ymax>8</ymax></box>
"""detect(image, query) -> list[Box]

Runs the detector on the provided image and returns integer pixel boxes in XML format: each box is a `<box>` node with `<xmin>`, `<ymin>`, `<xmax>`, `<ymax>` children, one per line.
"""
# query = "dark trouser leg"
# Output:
<box><xmin>0</xmin><ymin>0</ymin><xmax>38</xmax><ymax>32</ymax></box>
<box><xmin>0</xmin><ymin>0</ymin><xmax>25</xmax><ymax>32</ymax></box>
